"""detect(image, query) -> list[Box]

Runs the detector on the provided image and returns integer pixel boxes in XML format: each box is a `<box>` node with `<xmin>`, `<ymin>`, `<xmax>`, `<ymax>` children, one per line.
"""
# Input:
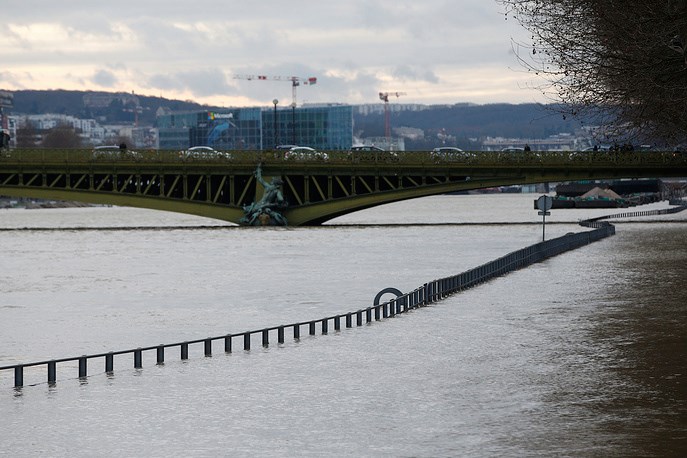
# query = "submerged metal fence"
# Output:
<box><xmin>2</xmin><ymin>204</ymin><xmax>684</xmax><ymax>389</ymax></box>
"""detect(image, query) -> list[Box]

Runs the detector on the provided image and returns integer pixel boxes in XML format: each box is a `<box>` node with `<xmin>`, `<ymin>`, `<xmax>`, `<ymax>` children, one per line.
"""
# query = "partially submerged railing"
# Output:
<box><xmin>2</xmin><ymin>203</ymin><xmax>685</xmax><ymax>389</ymax></box>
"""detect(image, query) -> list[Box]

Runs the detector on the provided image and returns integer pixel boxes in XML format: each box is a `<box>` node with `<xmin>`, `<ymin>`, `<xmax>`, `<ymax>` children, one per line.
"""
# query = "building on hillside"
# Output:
<box><xmin>83</xmin><ymin>92</ymin><xmax>140</xmax><ymax>109</ymax></box>
<box><xmin>482</xmin><ymin>133</ymin><xmax>590</xmax><ymax>151</ymax></box>
<box><xmin>355</xmin><ymin>136</ymin><xmax>406</xmax><ymax>152</ymax></box>
<box><xmin>12</xmin><ymin>114</ymin><xmax>107</xmax><ymax>146</ymax></box>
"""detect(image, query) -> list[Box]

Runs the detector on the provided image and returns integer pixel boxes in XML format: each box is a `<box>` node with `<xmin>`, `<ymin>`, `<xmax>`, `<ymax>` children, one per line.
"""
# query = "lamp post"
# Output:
<box><xmin>272</xmin><ymin>99</ymin><xmax>279</xmax><ymax>148</ymax></box>
<box><xmin>291</xmin><ymin>102</ymin><xmax>296</xmax><ymax>145</ymax></box>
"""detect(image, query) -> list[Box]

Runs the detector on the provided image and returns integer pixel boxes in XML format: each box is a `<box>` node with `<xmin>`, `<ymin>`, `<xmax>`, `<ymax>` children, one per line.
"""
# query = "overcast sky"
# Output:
<box><xmin>0</xmin><ymin>0</ymin><xmax>542</xmax><ymax>108</ymax></box>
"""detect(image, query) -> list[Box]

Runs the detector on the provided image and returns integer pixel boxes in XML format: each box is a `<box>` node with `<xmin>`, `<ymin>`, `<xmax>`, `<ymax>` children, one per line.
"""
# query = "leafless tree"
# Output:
<box><xmin>499</xmin><ymin>0</ymin><xmax>687</xmax><ymax>145</ymax></box>
<box><xmin>41</xmin><ymin>124</ymin><xmax>82</xmax><ymax>148</ymax></box>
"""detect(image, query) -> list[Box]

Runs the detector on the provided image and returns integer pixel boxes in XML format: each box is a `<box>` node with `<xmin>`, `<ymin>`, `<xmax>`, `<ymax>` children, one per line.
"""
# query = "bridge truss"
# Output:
<box><xmin>1</xmin><ymin>149</ymin><xmax>686</xmax><ymax>225</ymax></box>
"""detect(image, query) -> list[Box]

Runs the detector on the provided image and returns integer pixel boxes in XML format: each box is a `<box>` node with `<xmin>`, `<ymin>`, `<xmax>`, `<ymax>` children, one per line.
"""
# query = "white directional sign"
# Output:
<box><xmin>535</xmin><ymin>195</ymin><xmax>553</xmax><ymax>241</ymax></box>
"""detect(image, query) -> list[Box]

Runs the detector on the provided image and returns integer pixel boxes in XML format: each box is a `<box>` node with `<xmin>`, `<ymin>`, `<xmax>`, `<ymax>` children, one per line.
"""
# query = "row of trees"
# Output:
<box><xmin>499</xmin><ymin>0</ymin><xmax>687</xmax><ymax>145</ymax></box>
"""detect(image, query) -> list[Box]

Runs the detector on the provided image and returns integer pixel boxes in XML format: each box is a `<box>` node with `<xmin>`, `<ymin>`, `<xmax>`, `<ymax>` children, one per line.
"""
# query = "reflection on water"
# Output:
<box><xmin>1</xmin><ymin>195</ymin><xmax>685</xmax><ymax>456</ymax></box>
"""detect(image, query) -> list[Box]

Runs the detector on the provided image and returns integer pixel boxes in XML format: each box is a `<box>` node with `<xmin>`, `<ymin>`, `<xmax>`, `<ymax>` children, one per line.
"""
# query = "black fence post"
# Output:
<box><xmin>48</xmin><ymin>361</ymin><xmax>56</xmax><ymax>384</ymax></box>
<box><xmin>309</xmin><ymin>321</ymin><xmax>316</xmax><ymax>335</ymax></box>
<box><xmin>294</xmin><ymin>323</ymin><xmax>301</xmax><ymax>339</ymax></box>
<box><xmin>322</xmin><ymin>319</ymin><xmax>328</xmax><ymax>335</ymax></box>
<box><xmin>334</xmin><ymin>317</ymin><xmax>341</xmax><ymax>331</ymax></box>
<box><xmin>356</xmin><ymin>311</ymin><xmax>363</xmax><ymax>326</ymax></box>
<box><xmin>225</xmin><ymin>335</ymin><xmax>232</xmax><ymax>353</ymax></box>
<box><xmin>278</xmin><ymin>326</ymin><xmax>285</xmax><ymax>343</ymax></box>
<box><xmin>346</xmin><ymin>313</ymin><xmax>352</xmax><ymax>328</ymax></box>
<box><xmin>244</xmin><ymin>333</ymin><xmax>251</xmax><ymax>350</ymax></box>
<box><xmin>79</xmin><ymin>356</ymin><xmax>87</xmax><ymax>378</ymax></box>
<box><xmin>205</xmin><ymin>339</ymin><xmax>212</xmax><ymax>356</ymax></box>
<box><xmin>157</xmin><ymin>346</ymin><xmax>165</xmax><ymax>364</ymax></box>
<box><xmin>262</xmin><ymin>330</ymin><xmax>269</xmax><ymax>347</ymax></box>
<box><xmin>181</xmin><ymin>342</ymin><xmax>189</xmax><ymax>360</ymax></box>
<box><xmin>134</xmin><ymin>349</ymin><xmax>143</xmax><ymax>369</ymax></box>
<box><xmin>14</xmin><ymin>366</ymin><xmax>23</xmax><ymax>388</ymax></box>
<box><xmin>106</xmin><ymin>353</ymin><xmax>114</xmax><ymax>373</ymax></box>
<box><xmin>366</xmin><ymin>308</ymin><xmax>372</xmax><ymax>322</ymax></box>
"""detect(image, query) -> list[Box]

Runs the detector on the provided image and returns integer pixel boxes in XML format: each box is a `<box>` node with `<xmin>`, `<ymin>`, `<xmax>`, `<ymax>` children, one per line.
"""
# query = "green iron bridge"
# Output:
<box><xmin>1</xmin><ymin>148</ymin><xmax>686</xmax><ymax>226</ymax></box>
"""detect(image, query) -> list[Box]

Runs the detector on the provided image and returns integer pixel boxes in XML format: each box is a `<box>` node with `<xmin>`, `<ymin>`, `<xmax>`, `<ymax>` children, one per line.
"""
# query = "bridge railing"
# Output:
<box><xmin>2</xmin><ymin>148</ymin><xmax>686</xmax><ymax>167</ymax></box>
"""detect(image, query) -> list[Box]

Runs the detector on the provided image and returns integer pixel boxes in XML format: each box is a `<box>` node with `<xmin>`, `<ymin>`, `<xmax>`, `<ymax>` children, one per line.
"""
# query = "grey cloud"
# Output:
<box><xmin>146</xmin><ymin>69</ymin><xmax>235</xmax><ymax>98</ymax></box>
<box><xmin>1</xmin><ymin>0</ymin><xmax>538</xmax><ymax>104</ymax></box>
<box><xmin>92</xmin><ymin>69</ymin><xmax>118</xmax><ymax>88</ymax></box>
<box><xmin>0</xmin><ymin>71</ymin><xmax>31</xmax><ymax>88</ymax></box>
<box><xmin>392</xmin><ymin>65</ymin><xmax>440</xmax><ymax>84</ymax></box>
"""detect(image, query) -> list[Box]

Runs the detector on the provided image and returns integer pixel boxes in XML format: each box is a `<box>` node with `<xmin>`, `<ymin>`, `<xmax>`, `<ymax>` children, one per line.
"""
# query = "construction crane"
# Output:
<box><xmin>234</xmin><ymin>75</ymin><xmax>317</xmax><ymax>107</ymax></box>
<box><xmin>379</xmin><ymin>92</ymin><xmax>406</xmax><ymax>140</ymax></box>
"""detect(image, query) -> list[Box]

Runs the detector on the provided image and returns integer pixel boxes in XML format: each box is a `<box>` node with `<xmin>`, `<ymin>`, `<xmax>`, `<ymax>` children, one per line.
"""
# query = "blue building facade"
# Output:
<box><xmin>157</xmin><ymin>108</ymin><xmax>263</xmax><ymax>150</ymax></box>
<box><xmin>262</xmin><ymin>105</ymin><xmax>353</xmax><ymax>150</ymax></box>
<box><xmin>157</xmin><ymin>105</ymin><xmax>352</xmax><ymax>151</ymax></box>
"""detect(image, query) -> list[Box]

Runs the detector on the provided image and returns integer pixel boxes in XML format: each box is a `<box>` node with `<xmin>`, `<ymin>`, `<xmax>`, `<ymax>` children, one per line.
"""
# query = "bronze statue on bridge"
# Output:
<box><xmin>240</xmin><ymin>164</ymin><xmax>288</xmax><ymax>226</ymax></box>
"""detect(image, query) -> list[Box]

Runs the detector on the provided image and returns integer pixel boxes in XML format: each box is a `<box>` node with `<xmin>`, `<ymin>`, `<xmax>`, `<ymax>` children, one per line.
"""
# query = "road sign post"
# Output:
<box><xmin>536</xmin><ymin>195</ymin><xmax>554</xmax><ymax>241</ymax></box>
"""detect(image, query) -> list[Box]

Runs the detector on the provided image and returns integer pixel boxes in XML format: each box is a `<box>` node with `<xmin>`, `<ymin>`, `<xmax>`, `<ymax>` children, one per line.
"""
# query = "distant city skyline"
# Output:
<box><xmin>1</xmin><ymin>1</ymin><xmax>543</xmax><ymax>108</ymax></box>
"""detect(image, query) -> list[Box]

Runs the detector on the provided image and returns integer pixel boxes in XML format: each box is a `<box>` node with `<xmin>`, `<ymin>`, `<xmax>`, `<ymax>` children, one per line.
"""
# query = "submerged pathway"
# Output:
<box><xmin>2</xmin><ymin>203</ymin><xmax>686</xmax><ymax>390</ymax></box>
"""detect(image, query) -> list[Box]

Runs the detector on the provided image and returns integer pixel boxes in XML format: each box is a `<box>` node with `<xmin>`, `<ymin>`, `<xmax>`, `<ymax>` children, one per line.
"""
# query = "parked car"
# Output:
<box><xmin>92</xmin><ymin>145</ymin><xmax>142</xmax><ymax>160</ymax></box>
<box><xmin>178</xmin><ymin>146</ymin><xmax>231</xmax><ymax>160</ymax></box>
<box><xmin>431</xmin><ymin>147</ymin><xmax>472</xmax><ymax>162</ymax></box>
<box><xmin>284</xmin><ymin>146</ymin><xmax>329</xmax><ymax>161</ymax></box>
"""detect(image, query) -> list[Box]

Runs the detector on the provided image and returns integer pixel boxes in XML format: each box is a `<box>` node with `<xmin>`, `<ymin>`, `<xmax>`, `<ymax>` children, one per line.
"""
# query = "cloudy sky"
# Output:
<box><xmin>1</xmin><ymin>0</ymin><xmax>542</xmax><ymax>108</ymax></box>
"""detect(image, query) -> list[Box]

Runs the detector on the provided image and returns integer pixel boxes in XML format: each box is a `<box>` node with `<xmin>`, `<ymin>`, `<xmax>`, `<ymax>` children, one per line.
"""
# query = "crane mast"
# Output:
<box><xmin>379</xmin><ymin>91</ymin><xmax>406</xmax><ymax>142</ymax></box>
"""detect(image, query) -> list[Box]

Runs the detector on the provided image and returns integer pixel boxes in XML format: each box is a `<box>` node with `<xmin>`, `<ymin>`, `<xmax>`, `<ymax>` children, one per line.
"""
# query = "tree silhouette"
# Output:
<box><xmin>41</xmin><ymin>124</ymin><xmax>82</xmax><ymax>148</ymax></box>
<box><xmin>499</xmin><ymin>0</ymin><xmax>687</xmax><ymax>145</ymax></box>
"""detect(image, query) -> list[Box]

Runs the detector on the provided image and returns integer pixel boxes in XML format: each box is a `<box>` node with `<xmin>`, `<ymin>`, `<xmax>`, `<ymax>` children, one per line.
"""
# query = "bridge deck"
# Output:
<box><xmin>2</xmin><ymin>149</ymin><xmax>686</xmax><ymax>225</ymax></box>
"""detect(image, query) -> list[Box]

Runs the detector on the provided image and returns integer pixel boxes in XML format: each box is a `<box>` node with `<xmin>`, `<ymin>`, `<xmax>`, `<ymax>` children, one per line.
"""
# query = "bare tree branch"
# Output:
<box><xmin>498</xmin><ymin>0</ymin><xmax>687</xmax><ymax>145</ymax></box>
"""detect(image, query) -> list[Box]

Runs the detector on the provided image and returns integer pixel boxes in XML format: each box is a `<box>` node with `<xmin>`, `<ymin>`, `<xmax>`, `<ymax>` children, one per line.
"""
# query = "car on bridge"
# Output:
<box><xmin>178</xmin><ymin>146</ymin><xmax>232</xmax><ymax>161</ymax></box>
<box><xmin>92</xmin><ymin>145</ymin><xmax>142</xmax><ymax>161</ymax></box>
<box><xmin>284</xmin><ymin>146</ymin><xmax>329</xmax><ymax>161</ymax></box>
<box><xmin>431</xmin><ymin>147</ymin><xmax>473</xmax><ymax>162</ymax></box>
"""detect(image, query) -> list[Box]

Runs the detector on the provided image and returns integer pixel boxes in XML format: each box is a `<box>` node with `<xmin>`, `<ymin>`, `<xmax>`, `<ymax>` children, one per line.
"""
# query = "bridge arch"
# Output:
<box><xmin>2</xmin><ymin>148</ymin><xmax>685</xmax><ymax>226</ymax></box>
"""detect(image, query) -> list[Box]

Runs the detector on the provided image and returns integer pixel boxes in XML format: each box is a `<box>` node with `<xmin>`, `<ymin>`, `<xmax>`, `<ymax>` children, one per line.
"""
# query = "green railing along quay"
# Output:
<box><xmin>2</xmin><ymin>148</ymin><xmax>686</xmax><ymax>225</ymax></box>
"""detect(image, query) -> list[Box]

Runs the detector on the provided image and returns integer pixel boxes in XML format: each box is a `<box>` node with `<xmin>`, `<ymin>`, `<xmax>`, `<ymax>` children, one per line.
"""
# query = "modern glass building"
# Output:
<box><xmin>262</xmin><ymin>104</ymin><xmax>353</xmax><ymax>150</ymax></box>
<box><xmin>157</xmin><ymin>105</ymin><xmax>352</xmax><ymax>151</ymax></box>
<box><xmin>157</xmin><ymin>108</ymin><xmax>263</xmax><ymax>150</ymax></box>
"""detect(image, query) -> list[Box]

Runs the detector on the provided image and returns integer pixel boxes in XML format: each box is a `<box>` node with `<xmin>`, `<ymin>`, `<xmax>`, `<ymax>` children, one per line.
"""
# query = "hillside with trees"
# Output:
<box><xmin>9</xmin><ymin>90</ymin><xmax>222</xmax><ymax>126</ymax></box>
<box><xmin>6</xmin><ymin>90</ymin><xmax>586</xmax><ymax>149</ymax></box>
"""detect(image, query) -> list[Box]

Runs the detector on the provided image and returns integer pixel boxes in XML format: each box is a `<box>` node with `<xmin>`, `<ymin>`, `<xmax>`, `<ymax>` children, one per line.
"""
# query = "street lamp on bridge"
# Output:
<box><xmin>272</xmin><ymin>99</ymin><xmax>279</xmax><ymax>148</ymax></box>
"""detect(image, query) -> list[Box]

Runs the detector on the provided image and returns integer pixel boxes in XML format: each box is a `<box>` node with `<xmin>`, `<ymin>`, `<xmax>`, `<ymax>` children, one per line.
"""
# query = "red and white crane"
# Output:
<box><xmin>379</xmin><ymin>91</ymin><xmax>406</xmax><ymax>140</ymax></box>
<box><xmin>234</xmin><ymin>75</ymin><xmax>317</xmax><ymax>107</ymax></box>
